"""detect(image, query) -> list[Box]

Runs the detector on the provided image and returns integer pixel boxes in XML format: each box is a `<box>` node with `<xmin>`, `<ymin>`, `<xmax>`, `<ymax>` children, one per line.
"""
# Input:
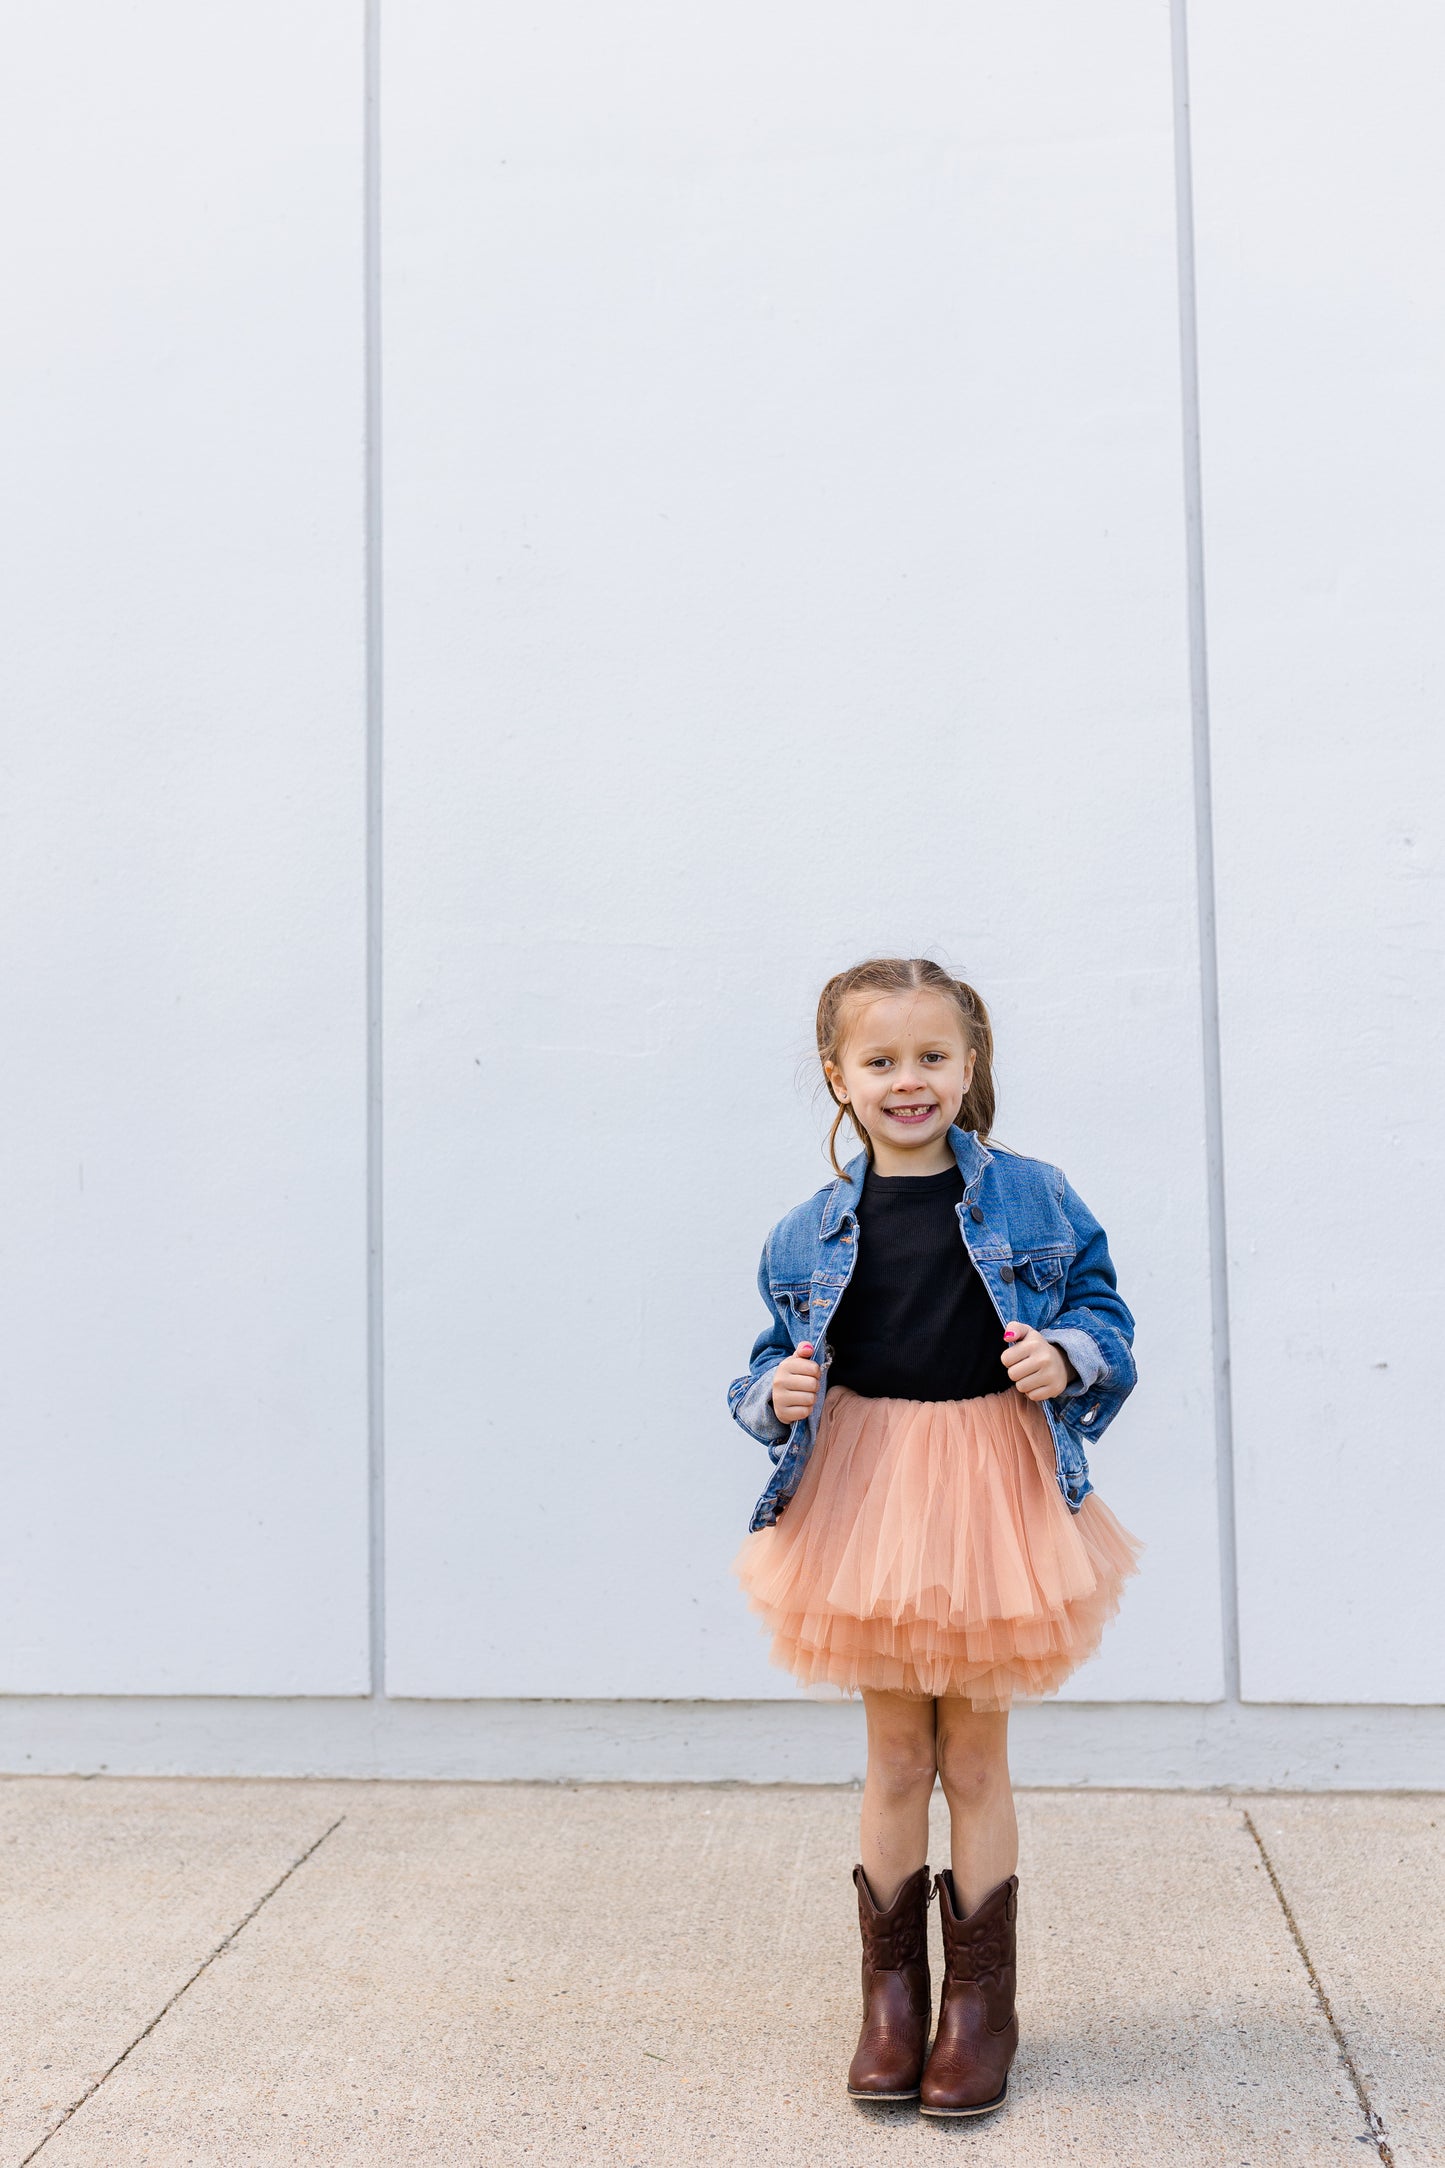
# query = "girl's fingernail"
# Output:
<box><xmin>798</xmin><ymin>1343</ymin><xmax>813</xmax><ymax>1358</ymax></box>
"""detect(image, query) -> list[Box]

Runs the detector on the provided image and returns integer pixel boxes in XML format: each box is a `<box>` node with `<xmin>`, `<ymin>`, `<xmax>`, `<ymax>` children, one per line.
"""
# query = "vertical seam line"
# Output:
<box><xmin>364</xmin><ymin>0</ymin><xmax>385</xmax><ymax>1701</ymax></box>
<box><xmin>1170</xmin><ymin>0</ymin><xmax>1241</xmax><ymax>1703</ymax></box>
<box><xmin>1241</xmin><ymin>1811</ymin><xmax>1395</xmax><ymax>2165</ymax></box>
<box><xmin>19</xmin><ymin>1818</ymin><xmax>346</xmax><ymax>2162</ymax></box>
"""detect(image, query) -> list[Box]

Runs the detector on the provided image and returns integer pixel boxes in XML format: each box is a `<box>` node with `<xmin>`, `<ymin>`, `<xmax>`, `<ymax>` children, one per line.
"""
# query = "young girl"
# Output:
<box><xmin>727</xmin><ymin>957</ymin><xmax>1140</xmax><ymax>2118</ymax></box>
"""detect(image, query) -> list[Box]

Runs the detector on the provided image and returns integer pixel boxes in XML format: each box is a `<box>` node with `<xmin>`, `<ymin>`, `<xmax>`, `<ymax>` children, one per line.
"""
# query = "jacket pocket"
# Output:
<box><xmin>771</xmin><ymin>1282</ymin><xmax>812</xmax><ymax>1323</ymax></box>
<box><xmin>1012</xmin><ymin>1248</ymin><xmax>1070</xmax><ymax>1292</ymax></box>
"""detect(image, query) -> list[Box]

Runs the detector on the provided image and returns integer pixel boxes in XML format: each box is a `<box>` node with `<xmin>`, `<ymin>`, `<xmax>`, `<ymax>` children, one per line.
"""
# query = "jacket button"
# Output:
<box><xmin>1000</xmin><ymin>1263</ymin><xmax>1014</xmax><ymax>1283</ymax></box>
<box><xmin>969</xmin><ymin>1205</ymin><xmax>984</xmax><ymax>1223</ymax></box>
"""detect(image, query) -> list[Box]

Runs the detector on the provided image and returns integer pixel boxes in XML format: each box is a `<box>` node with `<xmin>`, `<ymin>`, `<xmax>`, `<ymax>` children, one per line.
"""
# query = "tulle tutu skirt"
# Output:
<box><xmin>732</xmin><ymin>1385</ymin><xmax>1141</xmax><ymax>1708</ymax></box>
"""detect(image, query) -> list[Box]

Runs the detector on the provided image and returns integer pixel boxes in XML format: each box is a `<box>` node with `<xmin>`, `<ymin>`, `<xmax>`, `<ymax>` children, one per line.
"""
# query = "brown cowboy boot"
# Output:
<box><xmin>845</xmin><ymin>1863</ymin><xmax>932</xmax><ymax>2100</ymax></box>
<box><xmin>918</xmin><ymin>1870</ymin><xmax>1018</xmax><ymax>2117</ymax></box>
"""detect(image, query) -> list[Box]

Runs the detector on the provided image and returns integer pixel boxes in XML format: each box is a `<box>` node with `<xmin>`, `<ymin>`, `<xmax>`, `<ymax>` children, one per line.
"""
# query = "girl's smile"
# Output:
<box><xmin>882</xmin><ymin>1099</ymin><xmax>939</xmax><ymax>1126</ymax></box>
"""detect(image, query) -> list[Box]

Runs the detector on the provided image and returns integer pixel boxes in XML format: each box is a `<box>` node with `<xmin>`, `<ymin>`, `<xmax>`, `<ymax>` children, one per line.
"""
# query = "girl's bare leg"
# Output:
<box><xmin>934</xmin><ymin>1701</ymin><xmax>1017</xmax><ymax>1913</ymax></box>
<box><xmin>858</xmin><ymin>1690</ymin><xmax>938</xmax><ymax>1905</ymax></box>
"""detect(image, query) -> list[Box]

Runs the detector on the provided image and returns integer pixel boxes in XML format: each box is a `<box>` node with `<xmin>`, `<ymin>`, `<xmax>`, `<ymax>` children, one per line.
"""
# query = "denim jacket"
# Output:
<box><xmin>727</xmin><ymin>1126</ymin><xmax>1136</xmax><ymax>1533</ymax></box>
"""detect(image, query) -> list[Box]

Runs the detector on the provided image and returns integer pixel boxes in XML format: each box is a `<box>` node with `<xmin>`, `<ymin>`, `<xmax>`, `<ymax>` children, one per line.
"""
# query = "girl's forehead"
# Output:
<box><xmin>841</xmin><ymin>987</ymin><xmax>966</xmax><ymax>1048</ymax></box>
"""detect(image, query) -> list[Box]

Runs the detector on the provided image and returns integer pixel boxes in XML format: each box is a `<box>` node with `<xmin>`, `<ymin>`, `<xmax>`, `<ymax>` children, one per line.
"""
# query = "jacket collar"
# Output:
<box><xmin>819</xmin><ymin>1125</ymin><xmax>992</xmax><ymax>1238</ymax></box>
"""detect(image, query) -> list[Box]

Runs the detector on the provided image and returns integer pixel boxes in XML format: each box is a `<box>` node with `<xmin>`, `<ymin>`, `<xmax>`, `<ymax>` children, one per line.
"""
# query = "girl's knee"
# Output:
<box><xmin>866</xmin><ymin>1733</ymin><xmax>938</xmax><ymax>1801</ymax></box>
<box><xmin>936</xmin><ymin>1727</ymin><xmax>1008</xmax><ymax>1803</ymax></box>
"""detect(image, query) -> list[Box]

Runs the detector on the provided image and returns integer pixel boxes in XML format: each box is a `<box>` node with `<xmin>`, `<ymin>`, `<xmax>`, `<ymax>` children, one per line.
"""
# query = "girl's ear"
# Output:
<box><xmin>822</xmin><ymin>1057</ymin><xmax>848</xmax><ymax>1103</ymax></box>
<box><xmin>958</xmin><ymin>1045</ymin><xmax>977</xmax><ymax>1101</ymax></box>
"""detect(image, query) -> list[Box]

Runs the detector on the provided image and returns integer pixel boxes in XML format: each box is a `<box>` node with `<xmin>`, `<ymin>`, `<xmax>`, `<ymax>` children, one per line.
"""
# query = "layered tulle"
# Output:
<box><xmin>733</xmin><ymin>1385</ymin><xmax>1140</xmax><ymax>1708</ymax></box>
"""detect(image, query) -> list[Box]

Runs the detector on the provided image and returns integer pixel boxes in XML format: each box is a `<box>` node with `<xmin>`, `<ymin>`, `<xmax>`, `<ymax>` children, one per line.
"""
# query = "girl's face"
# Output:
<box><xmin>823</xmin><ymin>988</ymin><xmax>976</xmax><ymax>1176</ymax></box>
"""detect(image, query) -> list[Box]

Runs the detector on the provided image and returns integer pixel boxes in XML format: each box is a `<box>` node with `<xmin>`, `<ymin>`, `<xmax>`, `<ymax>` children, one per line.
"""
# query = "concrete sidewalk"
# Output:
<box><xmin>0</xmin><ymin>1781</ymin><xmax>1438</xmax><ymax>2166</ymax></box>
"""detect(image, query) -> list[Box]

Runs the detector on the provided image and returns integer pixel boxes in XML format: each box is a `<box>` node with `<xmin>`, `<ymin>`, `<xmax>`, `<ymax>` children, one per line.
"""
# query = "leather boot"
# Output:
<box><xmin>845</xmin><ymin>1863</ymin><xmax>932</xmax><ymax>2100</ymax></box>
<box><xmin>918</xmin><ymin>1870</ymin><xmax>1019</xmax><ymax>2117</ymax></box>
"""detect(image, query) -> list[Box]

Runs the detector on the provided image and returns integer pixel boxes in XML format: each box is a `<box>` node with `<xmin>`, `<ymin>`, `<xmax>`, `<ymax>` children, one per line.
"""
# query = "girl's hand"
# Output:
<box><xmin>771</xmin><ymin>1344</ymin><xmax>822</xmax><ymax>1424</ymax></box>
<box><xmin>1001</xmin><ymin>1324</ymin><xmax>1072</xmax><ymax>1402</ymax></box>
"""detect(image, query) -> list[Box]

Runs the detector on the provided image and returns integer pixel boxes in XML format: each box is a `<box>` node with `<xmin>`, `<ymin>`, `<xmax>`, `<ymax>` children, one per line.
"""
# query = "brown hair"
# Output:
<box><xmin>816</xmin><ymin>957</ymin><xmax>996</xmax><ymax>1177</ymax></box>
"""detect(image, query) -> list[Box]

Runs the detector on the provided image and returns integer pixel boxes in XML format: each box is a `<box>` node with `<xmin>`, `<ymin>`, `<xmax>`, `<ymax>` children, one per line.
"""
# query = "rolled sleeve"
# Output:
<box><xmin>1043</xmin><ymin>1326</ymin><xmax>1105</xmax><ymax>1397</ymax></box>
<box><xmin>733</xmin><ymin>1367</ymin><xmax>788</xmax><ymax>1446</ymax></box>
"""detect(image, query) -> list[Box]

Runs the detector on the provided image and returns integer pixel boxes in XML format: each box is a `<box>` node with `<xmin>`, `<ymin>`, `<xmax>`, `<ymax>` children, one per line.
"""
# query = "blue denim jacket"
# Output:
<box><xmin>727</xmin><ymin>1126</ymin><xmax>1136</xmax><ymax>1533</ymax></box>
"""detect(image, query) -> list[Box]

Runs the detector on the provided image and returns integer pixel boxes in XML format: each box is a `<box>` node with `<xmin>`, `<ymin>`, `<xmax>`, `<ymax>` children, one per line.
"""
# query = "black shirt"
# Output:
<box><xmin>826</xmin><ymin>1164</ymin><xmax>1011</xmax><ymax>1402</ymax></box>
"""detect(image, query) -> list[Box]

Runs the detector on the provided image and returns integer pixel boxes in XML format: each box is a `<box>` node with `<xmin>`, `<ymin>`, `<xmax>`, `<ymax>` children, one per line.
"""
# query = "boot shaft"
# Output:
<box><xmin>853</xmin><ymin>1863</ymin><xmax>932</xmax><ymax>1973</ymax></box>
<box><xmin>934</xmin><ymin>1871</ymin><xmax>1017</xmax><ymax>2033</ymax></box>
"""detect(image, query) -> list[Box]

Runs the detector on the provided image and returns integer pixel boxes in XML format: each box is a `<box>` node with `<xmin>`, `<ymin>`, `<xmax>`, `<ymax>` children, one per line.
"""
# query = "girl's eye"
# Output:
<box><xmin>920</xmin><ymin>1052</ymin><xmax>946</xmax><ymax>1064</ymax></box>
<box><xmin>866</xmin><ymin>1058</ymin><xmax>892</xmax><ymax>1069</ymax></box>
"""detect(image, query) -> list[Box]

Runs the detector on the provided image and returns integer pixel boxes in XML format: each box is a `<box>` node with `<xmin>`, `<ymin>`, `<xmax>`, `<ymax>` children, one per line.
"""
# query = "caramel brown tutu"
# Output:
<box><xmin>732</xmin><ymin>1385</ymin><xmax>1140</xmax><ymax>1708</ymax></box>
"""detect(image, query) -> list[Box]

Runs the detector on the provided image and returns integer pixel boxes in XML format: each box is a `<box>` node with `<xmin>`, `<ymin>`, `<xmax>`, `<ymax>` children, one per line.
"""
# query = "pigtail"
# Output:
<box><xmin>824</xmin><ymin>1094</ymin><xmax>860</xmax><ymax>1178</ymax></box>
<box><xmin>951</xmin><ymin>977</ymin><xmax>995</xmax><ymax>1141</ymax></box>
<box><xmin>816</xmin><ymin>967</ymin><xmax>874</xmax><ymax>1176</ymax></box>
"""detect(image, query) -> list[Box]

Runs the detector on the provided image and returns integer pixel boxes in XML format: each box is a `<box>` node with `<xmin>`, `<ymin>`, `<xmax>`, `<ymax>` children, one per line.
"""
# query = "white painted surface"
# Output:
<box><xmin>383</xmin><ymin>0</ymin><xmax>1220</xmax><ymax>1699</ymax></box>
<box><xmin>0</xmin><ymin>3</ymin><xmax>369</xmax><ymax>1690</ymax></box>
<box><xmin>1</xmin><ymin>1698</ymin><xmax>1442</xmax><ymax>1792</ymax></box>
<box><xmin>3</xmin><ymin>2</ymin><xmax>1434</xmax><ymax>1754</ymax></box>
<box><xmin>1190</xmin><ymin>4</ymin><xmax>1445</xmax><ymax>1701</ymax></box>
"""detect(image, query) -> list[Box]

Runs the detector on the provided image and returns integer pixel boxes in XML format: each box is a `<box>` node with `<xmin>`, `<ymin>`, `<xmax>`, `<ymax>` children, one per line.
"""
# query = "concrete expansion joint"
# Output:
<box><xmin>17</xmin><ymin>1813</ymin><xmax>346</xmax><ymax>2164</ymax></box>
<box><xmin>1240</xmin><ymin>1807</ymin><xmax>1395</xmax><ymax>2167</ymax></box>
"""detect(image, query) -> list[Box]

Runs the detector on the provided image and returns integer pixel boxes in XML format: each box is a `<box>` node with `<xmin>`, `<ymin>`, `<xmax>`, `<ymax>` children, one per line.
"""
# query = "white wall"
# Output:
<box><xmin>0</xmin><ymin>1</ymin><xmax>369</xmax><ymax>1692</ymax></box>
<box><xmin>1191</xmin><ymin>0</ymin><xmax>1445</xmax><ymax>1702</ymax></box>
<box><xmin>1</xmin><ymin>1</ymin><xmax>1440</xmax><ymax>1762</ymax></box>
<box><xmin>381</xmin><ymin>0</ymin><xmax>1220</xmax><ymax>1701</ymax></box>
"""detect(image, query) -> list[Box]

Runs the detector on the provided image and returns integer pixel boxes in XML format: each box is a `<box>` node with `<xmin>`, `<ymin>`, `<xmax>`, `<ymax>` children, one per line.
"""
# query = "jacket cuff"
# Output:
<box><xmin>734</xmin><ymin>1369</ymin><xmax>788</xmax><ymax>1443</ymax></box>
<box><xmin>1043</xmin><ymin>1327</ymin><xmax>1105</xmax><ymax>1397</ymax></box>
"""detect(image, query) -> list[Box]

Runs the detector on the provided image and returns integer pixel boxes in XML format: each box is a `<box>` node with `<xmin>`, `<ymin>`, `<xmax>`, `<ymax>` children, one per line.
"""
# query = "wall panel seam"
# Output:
<box><xmin>365</xmin><ymin>0</ymin><xmax>386</xmax><ymax>1701</ymax></box>
<box><xmin>1170</xmin><ymin>0</ymin><xmax>1241</xmax><ymax>1700</ymax></box>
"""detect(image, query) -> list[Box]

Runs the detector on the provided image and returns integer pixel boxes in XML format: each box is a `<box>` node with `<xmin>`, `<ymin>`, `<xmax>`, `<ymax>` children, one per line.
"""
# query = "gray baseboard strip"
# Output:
<box><xmin>0</xmin><ymin>1697</ymin><xmax>1442</xmax><ymax>1788</ymax></box>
